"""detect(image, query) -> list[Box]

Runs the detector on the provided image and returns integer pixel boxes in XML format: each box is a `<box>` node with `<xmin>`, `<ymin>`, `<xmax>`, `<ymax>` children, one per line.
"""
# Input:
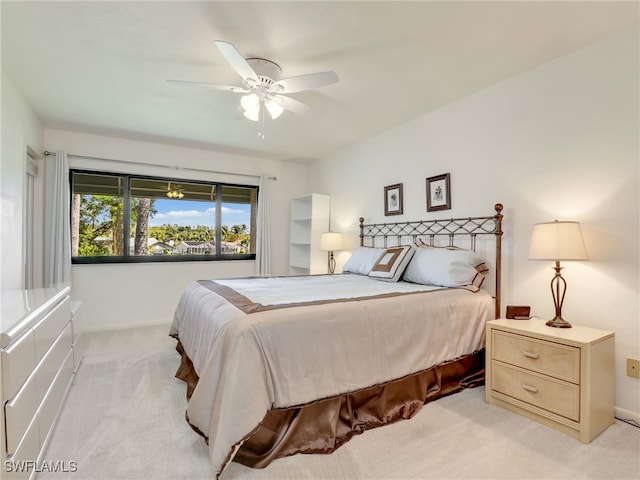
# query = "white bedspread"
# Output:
<box><xmin>170</xmin><ymin>274</ymin><xmax>493</xmax><ymax>477</ymax></box>
<box><xmin>215</xmin><ymin>274</ymin><xmax>446</xmax><ymax>304</ymax></box>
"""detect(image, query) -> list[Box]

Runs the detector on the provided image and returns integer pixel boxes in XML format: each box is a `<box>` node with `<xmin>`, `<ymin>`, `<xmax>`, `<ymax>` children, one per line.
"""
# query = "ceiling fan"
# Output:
<box><xmin>168</xmin><ymin>40</ymin><xmax>339</xmax><ymax>122</ymax></box>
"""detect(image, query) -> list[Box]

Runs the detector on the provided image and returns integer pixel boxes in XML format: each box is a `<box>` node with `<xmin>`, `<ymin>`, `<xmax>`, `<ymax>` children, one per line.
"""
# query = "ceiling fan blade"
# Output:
<box><xmin>214</xmin><ymin>40</ymin><xmax>259</xmax><ymax>84</ymax></box>
<box><xmin>271</xmin><ymin>71</ymin><xmax>339</xmax><ymax>94</ymax></box>
<box><xmin>167</xmin><ymin>79</ymin><xmax>249</xmax><ymax>93</ymax></box>
<box><xmin>277</xmin><ymin>95</ymin><xmax>312</xmax><ymax>115</ymax></box>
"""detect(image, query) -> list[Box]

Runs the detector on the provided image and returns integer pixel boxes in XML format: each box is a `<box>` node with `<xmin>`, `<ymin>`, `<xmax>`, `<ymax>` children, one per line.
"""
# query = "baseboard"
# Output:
<box><xmin>83</xmin><ymin>320</ymin><xmax>171</xmax><ymax>334</ymax></box>
<box><xmin>614</xmin><ymin>406</ymin><xmax>640</xmax><ymax>426</ymax></box>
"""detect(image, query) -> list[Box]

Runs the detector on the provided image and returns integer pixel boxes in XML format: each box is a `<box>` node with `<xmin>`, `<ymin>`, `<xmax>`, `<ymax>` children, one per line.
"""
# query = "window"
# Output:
<box><xmin>71</xmin><ymin>170</ymin><xmax>257</xmax><ymax>263</ymax></box>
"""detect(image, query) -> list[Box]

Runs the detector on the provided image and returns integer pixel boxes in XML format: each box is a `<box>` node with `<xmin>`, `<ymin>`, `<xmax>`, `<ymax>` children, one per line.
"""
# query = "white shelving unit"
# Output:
<box><xmin>289</xmin><ymin>193</ymin><xmax>330</xmax><ymax>275</ymax></box>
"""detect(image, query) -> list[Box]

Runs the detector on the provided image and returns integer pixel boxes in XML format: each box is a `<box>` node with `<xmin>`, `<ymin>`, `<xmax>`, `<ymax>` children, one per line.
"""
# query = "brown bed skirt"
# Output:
<box><xmin>174</xmin><ymin>340</ymin><xmax>485</xmax><ymax>469</ymax></box>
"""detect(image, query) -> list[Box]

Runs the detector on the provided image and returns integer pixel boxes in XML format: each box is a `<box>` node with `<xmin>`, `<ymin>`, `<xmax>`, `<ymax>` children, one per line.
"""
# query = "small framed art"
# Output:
<box><xmin>384</xmin><ymin>183</ymin><xmax>403</xmax><ymax>216</ymax></box>
<box><xmin>426</xmin><ymin>173</ymin><xmax>451</xmax><ymax>212</ymax></box>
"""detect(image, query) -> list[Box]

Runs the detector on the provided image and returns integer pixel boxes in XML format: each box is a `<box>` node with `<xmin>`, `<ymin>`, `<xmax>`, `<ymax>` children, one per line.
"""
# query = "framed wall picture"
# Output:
<box><xmin>426</xmin><ymin>173</ymin><xmax>451</xmax><ymax>212</ymax></box>
<box><xmin>384</xmin><ymin>183</ymin><xmax>403</xmax><ymax>216</ymax></box>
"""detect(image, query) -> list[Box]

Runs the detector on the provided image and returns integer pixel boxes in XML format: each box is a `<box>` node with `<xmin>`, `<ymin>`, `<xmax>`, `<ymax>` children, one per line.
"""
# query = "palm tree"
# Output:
<box><xmin>71</xmin><ymin>194</ymin><xmax>81</xmax><ymax>256</ymax></box>
<box><xmin>231</xmin><ymin>224</ymin><xmax>248</xmax><ymax>235</ymax></box>
<box><xmin>134</xmin><ymin>198</ymin><xmax>151</xmax><ymax>255</ymax></box>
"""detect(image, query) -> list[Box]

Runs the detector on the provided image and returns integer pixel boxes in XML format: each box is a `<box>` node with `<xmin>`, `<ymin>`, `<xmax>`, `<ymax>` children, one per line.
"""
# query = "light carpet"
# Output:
<box><xmin>37</xmin><ymin>324</ymin><xmax>640</xmax><ymax>480</ymax></box>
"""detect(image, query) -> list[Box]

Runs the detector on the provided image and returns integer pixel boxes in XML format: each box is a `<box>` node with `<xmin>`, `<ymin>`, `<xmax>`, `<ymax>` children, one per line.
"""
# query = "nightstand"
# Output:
<box><xmin>485</xmin><ymin>318</ymin><xmax>615</xmax><ymax>443</ymax></box>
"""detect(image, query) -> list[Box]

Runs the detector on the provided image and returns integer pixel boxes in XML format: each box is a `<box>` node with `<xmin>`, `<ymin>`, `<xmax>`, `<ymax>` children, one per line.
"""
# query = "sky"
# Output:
<box><xmin>149</xmin><ymin>199</ymin><xmax>251</xmax><ymax>229</ymax></box>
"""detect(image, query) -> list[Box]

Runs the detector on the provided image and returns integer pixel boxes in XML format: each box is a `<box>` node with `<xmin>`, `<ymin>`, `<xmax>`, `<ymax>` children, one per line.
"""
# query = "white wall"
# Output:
<box><xmin>309</xmin><ymin>29</ymin><xmax>640</xmax><ymax>416</ymax></box>
<box><xmin>0</xmin><ymin>70</ymin><xmax>44</xmax><ymax>294</ymax></box>
<box><xmin>43</xmin><ymin>129</ymin><xmax>310</xmax><ymax>330</ymax></box>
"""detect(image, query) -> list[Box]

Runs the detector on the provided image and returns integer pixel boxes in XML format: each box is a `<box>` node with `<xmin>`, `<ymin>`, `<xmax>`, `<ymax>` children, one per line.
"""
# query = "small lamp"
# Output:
<box><xmin>528</xmin><ymin>220</ymin><xmax>588</xmax><ymax>328</ymax></box>
<box><xmin>320</xmin><ymin>232</ymin><xmax>343</xmax><ymax>274</ymax></box>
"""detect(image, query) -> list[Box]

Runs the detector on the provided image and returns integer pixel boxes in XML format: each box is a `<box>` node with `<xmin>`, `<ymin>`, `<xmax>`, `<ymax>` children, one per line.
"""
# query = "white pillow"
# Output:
<box><xmin>368</xmin><ymin>245</ymin><xmax>415</xmax><ymax>282</ymax></box>
<box><xmin>414</xmin><ymin>243</ymin><xmax>489</xmax><ymax>274</ymax></box>
<box><xmin>403</xmin><ymin>247</ymin><xmax>487</xmax><ymax>287</ymax></box>
<box><xmin>343</xmin><ymin>246</ymin><xmax>385</xmax><ymax>275</ymax></box>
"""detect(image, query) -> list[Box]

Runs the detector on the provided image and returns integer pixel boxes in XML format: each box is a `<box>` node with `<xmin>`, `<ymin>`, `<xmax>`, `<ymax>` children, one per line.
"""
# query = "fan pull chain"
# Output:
<box><xmin>258</xmin><ymin>100</ymin><xmax>266</xmax><ymax>140</ymax></box>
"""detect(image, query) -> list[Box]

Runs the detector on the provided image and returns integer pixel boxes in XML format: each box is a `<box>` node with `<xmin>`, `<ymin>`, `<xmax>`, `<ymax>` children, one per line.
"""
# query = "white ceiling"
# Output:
<box><xmin>2</xmin><ymin>1</ymin><xmax>638</xmax><ymax>162</ymax></box>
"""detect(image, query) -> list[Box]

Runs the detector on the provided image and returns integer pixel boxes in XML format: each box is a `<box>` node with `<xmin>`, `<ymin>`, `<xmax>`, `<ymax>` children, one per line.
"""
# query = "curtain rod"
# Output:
<box><xmin>42</xmin><ymin>150</ymin><xmax>277</xmax><ymax>180</ymax></box>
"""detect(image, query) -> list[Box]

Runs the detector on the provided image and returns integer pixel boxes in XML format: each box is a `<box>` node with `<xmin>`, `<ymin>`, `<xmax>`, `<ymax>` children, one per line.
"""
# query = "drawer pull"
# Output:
<box><xmin>523</xmin><ymin>351</ymin><xmax>539</xmax><ymax>359</ymax></box>
<box><xmin>521</xmin><ymin>383</ymin><xmax>539</xmax><ymax>393</ymax></box>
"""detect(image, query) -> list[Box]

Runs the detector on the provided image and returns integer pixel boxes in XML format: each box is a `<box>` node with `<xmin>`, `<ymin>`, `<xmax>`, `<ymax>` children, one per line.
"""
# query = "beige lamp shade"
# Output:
<box><xmin>528</xmin><ymin>221</ymin><xmax>588</xmax><ymax>261</ymax></box>
<box><xmin>320</xmin><ymin>232</ymin><xmax>344</xmax><ymax>251</ymax></box>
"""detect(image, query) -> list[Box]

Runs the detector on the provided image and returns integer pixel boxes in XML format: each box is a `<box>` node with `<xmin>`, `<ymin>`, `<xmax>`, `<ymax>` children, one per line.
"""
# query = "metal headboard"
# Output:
<box><xmin>359</xmin><ymin>203</ymin><xmax>504</xmax><ymax>319</ymax></box>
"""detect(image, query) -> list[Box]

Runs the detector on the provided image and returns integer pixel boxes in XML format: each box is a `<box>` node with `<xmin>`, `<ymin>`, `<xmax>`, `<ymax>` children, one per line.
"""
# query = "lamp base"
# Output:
<box><xmin>545</xmin><ymin>261</ymin><xmax>571</xmax><ymax>328</ymax></box>
<box><xmin>546</xmin><ymin>317</ymin><xmax>572</xmax><ymax>328</ymax></box>
<box><xmin>328</xmin><ymin>251</ymin><xmax>336</xmax><ymax>275</ymax></box>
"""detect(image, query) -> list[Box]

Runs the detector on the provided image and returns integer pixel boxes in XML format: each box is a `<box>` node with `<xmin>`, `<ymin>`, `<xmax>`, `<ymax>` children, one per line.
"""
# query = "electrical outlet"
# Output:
<box><xmin>627</xmin><ymin>358</ymin><xmax>640</xmax><ymax>379</ymax></box>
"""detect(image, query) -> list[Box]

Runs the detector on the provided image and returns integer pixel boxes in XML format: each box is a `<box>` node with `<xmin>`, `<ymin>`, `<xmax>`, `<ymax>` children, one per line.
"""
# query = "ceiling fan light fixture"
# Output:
<box><xmin>241</xmin><ymin>93</ymin><xmax>261</xmax><ymax>121</ymax></box>
<box><xmin>240</xmin><ymin>93</ymin><xmax>259</xmax><ymax>110</ymax></box>
<box><xmin>167</xmin><ymin>183</ymin><xmax>185</xmax><ymax>199</ymax></box>
<box><xmin>243</xmin><ymin>107</ymin><xmax>260</xmax><ymax>122</ymax></box>
<box><xmin>265</xmin><ymin>99</ymin><xmax>284</xmax><ymax>119</ymax></box>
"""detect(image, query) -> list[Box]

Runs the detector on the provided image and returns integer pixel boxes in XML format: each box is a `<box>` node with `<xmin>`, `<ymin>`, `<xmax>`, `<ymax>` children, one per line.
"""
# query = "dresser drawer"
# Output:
<box><xmin>492</xmin><ymin>361</ymin><xmax>580</xmax><ymax>421</ymax></box>
<box><xmin>33</xmin><ymin>295</ymin><xmax>70</xmax><ymax>363</ymax></box>
<box><xmin>35</xmin><ymin>322</ymin><xmax>73</xmax><ymax>401</ymax></box>
<box><xmin>1</xmin><ymin>329</ymin><xmax>36</xmax><ymax>401</ymax></box>
<box><xmin>4</xmin><ymin>323</ymin><xmax>73</xmax><ymax>453</ymax></box>
<box><xmin>4</xmin><ymin>368</ymin><xmax>41</xmax><ymax>454</ymax></box>
<box><xmin>4</xmin><ymin>416</ymin><xmax>40</xmax><ymax>480</ymax></box>
<box><xmin>70</xmin><ymin>301</ymin><xmax>85</xmax><ymax>371</ymax></box>
<box><xmin>72</xmin><ymin>335</ymin><xmax>86</xmax><ymax>372</ymax></box>
<box><xmin>492</xmin><ymin>330</ymin><xmax>580</xmax><ymax>383</ymax></box>
<box><xmin>39</xmin><ymin>349</ymin><xmax>74</xmax><ymax>447</ymax></box>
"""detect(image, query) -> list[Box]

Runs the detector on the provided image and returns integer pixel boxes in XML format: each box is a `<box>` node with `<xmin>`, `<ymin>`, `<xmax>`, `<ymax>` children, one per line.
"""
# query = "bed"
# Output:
<box><xmin>170</xmin><ymin>204</ymin><xmax>504</xmax><ymax>478</ymax></box>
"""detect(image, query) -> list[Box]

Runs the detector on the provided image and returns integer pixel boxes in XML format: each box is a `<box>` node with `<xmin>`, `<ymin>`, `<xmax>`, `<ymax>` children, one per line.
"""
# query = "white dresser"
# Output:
<box><xmin>1</xmin><ymin>286</ymin><xmax>83</xmax><ymax>479</ymax></box>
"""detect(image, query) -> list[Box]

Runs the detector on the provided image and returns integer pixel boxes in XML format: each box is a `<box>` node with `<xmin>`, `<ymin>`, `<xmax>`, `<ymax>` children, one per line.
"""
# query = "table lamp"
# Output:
<box><xmin>320</xmin><ymin>232</ymin><xmax>343</xmax><ymax>274</ymax></box>
<box><xmin>528</xmin><ymin>220</ymin><xmax>588</xmax><ymax>328</ymax></box>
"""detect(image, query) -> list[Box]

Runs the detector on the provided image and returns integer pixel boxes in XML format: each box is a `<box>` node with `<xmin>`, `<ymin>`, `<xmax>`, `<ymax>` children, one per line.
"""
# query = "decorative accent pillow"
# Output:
<box><xmin>367</xmin><ymin>245</ymin><xmax>415</xmax><ymax>282</ymax></box>
<box><xmin>402</xmin><ymin>246</ymin><xmax>487</xmax><ymax>288</ymax></box>
<box><xmin>342</xmin><ymin>246</ymin><xmax>386</xmax><ymax>275</ymax></box>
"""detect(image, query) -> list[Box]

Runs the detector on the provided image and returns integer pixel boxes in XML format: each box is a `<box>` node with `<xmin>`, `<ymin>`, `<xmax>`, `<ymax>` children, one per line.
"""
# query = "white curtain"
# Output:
<box><xmin>254</xmin><ymin>174</ymin><xmax>272</xmax><ymax>276</ymax></box>
<box><xmin>44</xmin><ymin>150</ymin><xmax>72</xmax><ymax>287</ymax></box>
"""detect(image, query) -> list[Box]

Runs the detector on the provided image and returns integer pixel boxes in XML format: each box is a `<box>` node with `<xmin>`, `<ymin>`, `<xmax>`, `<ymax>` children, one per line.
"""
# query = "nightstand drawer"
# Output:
<box><xmin>492</xmin><ymin>330</ymin><xmax>580</xmax><ymax>383</ymax></box>
<box><xmin>492</xmin><ymin>361</ymin><xmax>580</xmax><ymax>421</ymax></box>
